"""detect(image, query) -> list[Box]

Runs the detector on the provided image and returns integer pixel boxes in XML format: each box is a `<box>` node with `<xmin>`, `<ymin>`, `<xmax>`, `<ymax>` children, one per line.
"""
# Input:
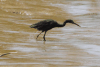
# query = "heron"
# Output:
<box><xmin>30</xmin><ymin>19</ymin><xmax>80</xmax><ymax>41</ymax></box>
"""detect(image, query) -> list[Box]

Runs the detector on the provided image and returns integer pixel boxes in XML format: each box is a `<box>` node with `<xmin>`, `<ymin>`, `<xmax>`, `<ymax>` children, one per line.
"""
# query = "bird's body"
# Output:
<box><xmin>30</xmin><ymin>19</ymin><xmax>62</xmax><ymax>31</ymax></box>
<box><xmin>30</xmin><ymin>19</ymin><xmax>80</xmax><ymax>41</ymax></box>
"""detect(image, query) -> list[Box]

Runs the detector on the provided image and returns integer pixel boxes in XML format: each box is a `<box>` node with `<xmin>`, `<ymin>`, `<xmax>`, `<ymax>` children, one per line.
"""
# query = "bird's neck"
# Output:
<box><xmin>57</xmin><ymin>22</ymin><xmax>67</xmax><ymax>27</ymax></box>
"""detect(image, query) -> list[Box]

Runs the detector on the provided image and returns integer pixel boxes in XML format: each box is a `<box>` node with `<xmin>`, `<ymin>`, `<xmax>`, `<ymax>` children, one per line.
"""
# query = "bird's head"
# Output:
<box><xmin>64</xmin><ymin>19</ymin><xmax>81</xmax><ymax>27</ymax></box>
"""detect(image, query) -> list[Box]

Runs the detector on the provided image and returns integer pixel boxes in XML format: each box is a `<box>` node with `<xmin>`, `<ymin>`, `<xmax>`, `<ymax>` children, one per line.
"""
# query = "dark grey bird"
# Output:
<box><xmin>30</xmin><ymin>19</ymin><xmax>80</xmax><ymax>41</ymax></box>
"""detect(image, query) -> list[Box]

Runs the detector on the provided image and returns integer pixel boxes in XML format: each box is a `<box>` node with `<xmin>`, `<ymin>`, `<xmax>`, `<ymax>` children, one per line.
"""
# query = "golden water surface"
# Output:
<box><xmin>0</xmin><ymin>0</ymin><xmax>100</xmax><ymax>67</ymax></box>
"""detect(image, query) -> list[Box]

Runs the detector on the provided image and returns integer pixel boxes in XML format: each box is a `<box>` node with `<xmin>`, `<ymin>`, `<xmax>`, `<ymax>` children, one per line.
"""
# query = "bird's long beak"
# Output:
<box><xmin>72</xmin><ymin>23</ymin><xmax>81</xmax><ymax>27</ymax></box>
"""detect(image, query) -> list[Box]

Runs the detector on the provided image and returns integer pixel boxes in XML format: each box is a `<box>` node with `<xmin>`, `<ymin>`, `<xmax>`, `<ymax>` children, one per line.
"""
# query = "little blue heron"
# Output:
<box><xmin>30</xmin><ymin>19</ymin><xmax>80</xmax><ymax>41</ymax></box>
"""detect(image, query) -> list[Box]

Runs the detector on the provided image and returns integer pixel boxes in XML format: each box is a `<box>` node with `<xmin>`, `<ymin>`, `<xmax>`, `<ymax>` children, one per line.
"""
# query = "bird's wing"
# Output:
<box><xmin>30</xmin><ymin>19</ymin><xmax>58</xmax><ymax>31</ymax></box>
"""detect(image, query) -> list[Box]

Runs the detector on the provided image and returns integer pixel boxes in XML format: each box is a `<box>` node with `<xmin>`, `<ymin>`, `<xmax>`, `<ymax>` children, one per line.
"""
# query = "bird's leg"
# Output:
<box><xmin>36</xmin><ymin>31</ymin><xmax>43</xmax><ymax>40</ymax></box>
<box><xmin>43</xmin><ymin>31</ymin><xmax>47</xmax><ymax>41</ymax></box>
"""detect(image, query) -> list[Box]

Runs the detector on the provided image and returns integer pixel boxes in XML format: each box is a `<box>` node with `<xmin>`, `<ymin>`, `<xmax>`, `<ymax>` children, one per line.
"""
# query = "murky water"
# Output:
<box><xmin>0</xmin><ymin>0</ymin><xmax>100</xmax><ymax>67</ymax></box>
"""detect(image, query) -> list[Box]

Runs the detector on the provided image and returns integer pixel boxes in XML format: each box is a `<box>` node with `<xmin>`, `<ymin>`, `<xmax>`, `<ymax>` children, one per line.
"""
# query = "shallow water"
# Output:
<box><xmin>0</xmin><ymin>0</ymin><xmax>100</xmax><ymax>67</ymax></box>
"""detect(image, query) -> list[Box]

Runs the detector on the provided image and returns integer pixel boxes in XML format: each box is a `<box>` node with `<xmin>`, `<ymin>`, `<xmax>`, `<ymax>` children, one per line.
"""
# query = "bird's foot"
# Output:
<box><xmin>44</xmin><ymin>40</ymin><xmax>46</xmax><ymax>41</ymax></box>
<box><xmin>43</xmin><ymin>37</ymin><xmax>46</xmax><ymax>41</ymax></box>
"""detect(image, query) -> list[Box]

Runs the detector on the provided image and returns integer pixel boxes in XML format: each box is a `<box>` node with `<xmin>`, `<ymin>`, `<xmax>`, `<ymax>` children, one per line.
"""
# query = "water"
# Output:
<box><xmin>0</xmin><ymin>0</ymin><xmax>100</xmax><ymax>67</ymax></box>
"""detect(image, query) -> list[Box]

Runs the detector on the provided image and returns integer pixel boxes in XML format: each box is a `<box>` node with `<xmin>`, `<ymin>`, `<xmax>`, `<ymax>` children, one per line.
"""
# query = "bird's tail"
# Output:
<box><xmin>30</xmin><ymin>24</ymin><xmax>34</xmax><ymax>28</ymax></box>
<box><xmin>30</xmin><ymin>24</ymin><xmax>37</xmax><ymax>28</ymax></box>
